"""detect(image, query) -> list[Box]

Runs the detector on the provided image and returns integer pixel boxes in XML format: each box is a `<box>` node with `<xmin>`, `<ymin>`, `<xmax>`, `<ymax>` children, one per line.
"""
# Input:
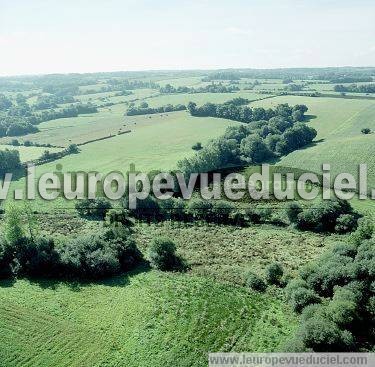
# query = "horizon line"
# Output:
<box><xmin>1</xmin><ymin>65</ymin><xmax>375</xmax><ymax>79</ymax></box>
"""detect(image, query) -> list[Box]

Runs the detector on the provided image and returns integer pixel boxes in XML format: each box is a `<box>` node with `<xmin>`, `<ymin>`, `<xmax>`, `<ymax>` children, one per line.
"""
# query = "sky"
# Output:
<box><xmin>0</xmin><ymin>0</ymin><xmax>374</xmax><ymax>76</ymax></box>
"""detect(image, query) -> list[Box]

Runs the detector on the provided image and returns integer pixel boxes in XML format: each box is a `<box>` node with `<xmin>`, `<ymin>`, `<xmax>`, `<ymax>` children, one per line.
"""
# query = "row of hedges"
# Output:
<box><xmin>75</xmin><ymin>197</ymin><xmax>358</xmax><ymax>235</ymax></box>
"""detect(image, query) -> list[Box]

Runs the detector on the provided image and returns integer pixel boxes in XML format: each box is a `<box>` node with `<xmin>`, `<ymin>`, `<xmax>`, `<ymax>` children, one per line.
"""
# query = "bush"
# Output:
<box><xmin>192</xmin><ymin>142</ymin><xmax>202</xmax><ymax>151</ymax></box>
<box><xmin>105</xmin><ymin>209</ymin><xmax>134</xmax><ymax>228</ymax></box>
<box><xmin>157</xmin><ymin>198</ymin><xmax>183</xmax><ymax>221</ymax></box>
<box><xmin>246</xmin><ymin>272</ymin><xmax>267</xmax><ymax>292</ymax></box>
<box><xmin>230</xmin><ymin>210</ymin><xmax>247</xmax><ymax>226</ymax></box>
<box><xmin>245</xmin><ymin>208</ymin><xmax>262</xmax><ymax>224</ymax></box>
<box><xmin>125</xmin><ymin>196</ymin><xmax>161</xmax><ymax>221</ymax></box>
<box><xmin>148</xmin><ymin>237</ymin><xmax>184</xmax><ymax>271</ymax></box>
<box><xmin>296</xmin><ymin>199</ymin><xmax>356</xmax><ymax>233</ymax></box>
<box><xmin>298</xmin><ymin>316</ymin><xmax>354</xmax><ymax>352</ymax></box>
<box><xmin>65</xmin><ymin>144</ymin><xmax>80</xmax><ymax>154</ymax></box>
<box><xmin>285</xmin><ymin>201</ymin><xmax>302</xmax><ymax>223</ymax></box>
<box><xmin>326</xmin><ymin>298</ymin><xmax>357</xmax><ymax>328</ymax></box>
<box><xmin>290</xmin><ymin>287</ymin><xmax>321</xmax><ymax>313</ymax></box>
<box><xmin>361</xmin><ymin>128</ymin><xmax>371</xmax><ymax>134</ymax></box>
<box><xmin>353</xmin><ymin>216</ymin><xmax>374</xmax><ymax>241</ymax></box>
<box><xmin>285</xmin><ymin>278</ymin><xmax>309</xmax><ymax>301</ymax></box>
<box><xmin>13</xmin><ymin>236</ymin><xmax>61</xmax><ymax>277</ymax></box>
<box><xmin>186</xmin><ymin>199</ymin><xmax>212</xmax><ymax>221</ymax></box>
<box><xmin>300</xmin><ymin>304</ymin><xmax>325</xmax><ymax>322</ymax></box>
<box><xmin>59</xmin><ymin>228</ymin><xmax>141</xmax><ymax>278</ymax></box>
<box><xmin>4</xmin><ymin>204</ymin><xmax>24</xmax><ymax>245</ymax></box>
<box><xmin>0</xmin><ymin>237</ymin><xmax>12</xmax><ymax>278</ymax></box>
<box><xmin>75</xmin><ymin>198</ymin><xmax>112</xmax><ymax>220</ymax></box>
<box><xmin>335</xmin><ymin>214</ymin><xmax>357</xmax><ymax>234</ymax></box>
<box><xmin>265</xmin><ymin>262</ymin><xmax>284</xmax><ymax>285</ymax></box>
<box><xmin>210</xmin><ymin>200</ymin><xmax>235</xmax><ymax>224</ymax></box>
<box><xmin>331</xmin><ymin>242</ymin><xmax>357</xmax><ymax>258</ymax></box>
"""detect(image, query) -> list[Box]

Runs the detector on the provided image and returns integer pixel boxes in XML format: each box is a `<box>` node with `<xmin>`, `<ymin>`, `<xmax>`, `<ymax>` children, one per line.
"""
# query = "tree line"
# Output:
<box><xmin>125</xmin><ymin>102</ymin><xmax>186</xmax><ymax>116</ymax></box>
<box><xmin>334</xmin><ymin>84</ymin><xmax>375</xmax><ymax>94</ymax></box>
<box><xmin>159</xmin><ymin>83</ymin><xmax>239</xmax><ymax>94</ymax></box>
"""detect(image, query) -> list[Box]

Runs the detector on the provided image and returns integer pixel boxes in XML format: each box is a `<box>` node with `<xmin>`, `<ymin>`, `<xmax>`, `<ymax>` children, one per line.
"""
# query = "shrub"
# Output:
<box><xmin>105</xmin><ymin>209</ymin><xmax>134</xmax><ymax>228</ymax></box>
<box><xmin>246</xmin><ymin>272</ymin><xmax>267</xmax><ymax>292</ymax></box>
<box><xmin>148</xmin><ymin>237</ymin><xmax>184</xmax><ymax>271</ymax></box>
<box><xmin>4</xmin><ymin>204</ymin><xmax>24</xmax><ymax>245</ymax></box>
<box><xmin>353</xmin><ymin>217</ymin><xmax>374</xmax><ymax>240</ymax></box>
<box><xmin>210</xmin><ymin>200</ymin><xmax>235</xmax><ymax>224</ymax></box>
<box><xmin>331</xmin><ymin>242</ymin><xmax>357</xmax><ymax>258</ymax></box>
<box><xmin>75</xmin><ymin>198</ymin><xmax>112</xmax><ymax>220</ymax></box>
<box><xmin>230</xmin><ymin>210</ymin><xmax>247</xmax><ymax>226</ymax></box>
<box><xmin>171</xmin><ymin>198</ymin><xmax>187</xmax><ymax>221</ymax></box>
<box><xmin>285</xmin><ymin>278</ymin><xmax>309</xmax><ymax>301</ymax></box>
<box><xmin>186</xmin><ymin>199</ymin><xmax>212</xmax><ymax>221</ymax></box>
<box><xmin>300</xmin><ymin>304</ymin><xmax>325</xmax><ymax>322</ymax></box>
<box><xmin>10</xmin><ymin>139</ymin><xmax>19</xmax><ymax>146</ymax></box>
<box><xmin>59</xmin><ymin>228</ymin><xmax>141</xmax><ymax>278</ymax></box>
<box><xmin>125</xmin><ymin>196</ymin><xmax>161</xmax><ymax>221</ymax></box>
<box><xmin>285</xmin><ymin>201</ymin><xmax>302</xmax><ymax>223</ymax></box>
<box><xmin>256</xmin><ymin>207</ymin><xmax>272</xmax><ymax>222</ymax></box>
<box><xmin>192</xmin><ymin>142</ymin><xmax>202</xmax><ymax>151</ymax></box>
<box><xmin>0</xmin><ymin>237</ymin><xmax>12</xmax><ymax>278</ymax></box>
<box><xmin>335</xmin><ymin>214</ymin><xmax>357</xmax><ymax>234</ymax></box>
<box><xmin>290</xmin><ymin>287</ymin><xmax>321</xmax><ymax>313</ymax></box>
<box><xmin>326</xmin><ymin>298</ymin><xmax>357</xmax><ymax>328</ymax></box>
<box><xmin>13</xmin><ymin>236</ymin><xmax>61</xmax><ymax>277</ymax></box>
<box><xmin>265</xmin><ymin>262</ymin><xmax>284</xmax><ymax>285</ymax></box>
<box><xmin>245</xmin><ymin>208</ymin><xmax>262</xmax><ymax>224</ymax></box>
<box><xmin>298</xmin><ymin>316</ymin><xmax>354</xmax><ymax>352</ymax></box>
<box><xmin>361</xmin><ymin>128</ymin><xmax>371</xmax><ymax>134</ymax></box>
<box><xmin>65</xmin><ymin>144</ymin><xmax>80</xmax><ymax>154</ymax></box>
<box><xmin>296</xmin><ymin>199</ymin><xmax>355</xmax><ymax>233</ymax></box>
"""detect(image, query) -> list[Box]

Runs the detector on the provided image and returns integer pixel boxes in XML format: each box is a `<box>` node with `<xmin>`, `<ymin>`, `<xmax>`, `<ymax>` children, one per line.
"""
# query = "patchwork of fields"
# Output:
<box><xmin>1</xmin><ymin>69</ymin><xmax>375</xmax><ymax>365</ymax></box>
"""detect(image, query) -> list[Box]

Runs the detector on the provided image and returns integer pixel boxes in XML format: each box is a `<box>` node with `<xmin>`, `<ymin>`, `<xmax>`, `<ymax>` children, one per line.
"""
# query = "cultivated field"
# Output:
<box><xmin>0</xmin><ymin>271</ymin><xmax>297</xmax><ymax>367</ymax></box>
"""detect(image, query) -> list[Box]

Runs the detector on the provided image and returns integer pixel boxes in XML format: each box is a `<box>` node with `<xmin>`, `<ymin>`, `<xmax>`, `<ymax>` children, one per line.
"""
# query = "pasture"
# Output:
<box><xmin>249</xmin><ymin>95</ymin><xmax>375</xmax><ymax>189</ymax></box>
<box><xmin>0</xmin><ymin>271</ymin><xmax>297</xmax><ymax>367</ymax></box>
<box><xmin>0</xmin><ymin>145</ymin><xmax>62</xmax><ymax>163</ymax></box>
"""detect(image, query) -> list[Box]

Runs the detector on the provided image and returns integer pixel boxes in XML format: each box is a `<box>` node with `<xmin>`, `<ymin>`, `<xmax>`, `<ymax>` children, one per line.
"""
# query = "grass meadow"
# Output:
<box><xmin>0</xmin><ymin>271</ymin><xmax>297</xmax><ymax>367</ymax></box>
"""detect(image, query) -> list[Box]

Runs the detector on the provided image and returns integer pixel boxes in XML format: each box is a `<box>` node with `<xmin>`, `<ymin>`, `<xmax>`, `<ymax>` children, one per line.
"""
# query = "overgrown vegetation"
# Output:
<box><xmin>284</xmin><ymin>217</ymin><xmax>375</xmax><ymax>352</ymax></box>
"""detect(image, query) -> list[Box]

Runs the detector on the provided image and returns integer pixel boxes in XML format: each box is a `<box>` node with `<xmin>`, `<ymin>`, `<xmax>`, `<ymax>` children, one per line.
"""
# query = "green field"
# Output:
<box><xmin>248</xmin><ymin>95</ymin><xmax>375</xmax><ymax>189</ymax></box>
<box><xmin>0</xmin><ymin>271</ymin><xmax>297</xmax><ymax>367</ymax></box>
<box><xmin>1</xmin><ymin>218</ymin><xmax>333</xmax><ymax>367</ymax></box>
<box><xmin>7</xmin><ymin>111</ymin><xmax>237</xmax><ymax>210</ymax></box>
